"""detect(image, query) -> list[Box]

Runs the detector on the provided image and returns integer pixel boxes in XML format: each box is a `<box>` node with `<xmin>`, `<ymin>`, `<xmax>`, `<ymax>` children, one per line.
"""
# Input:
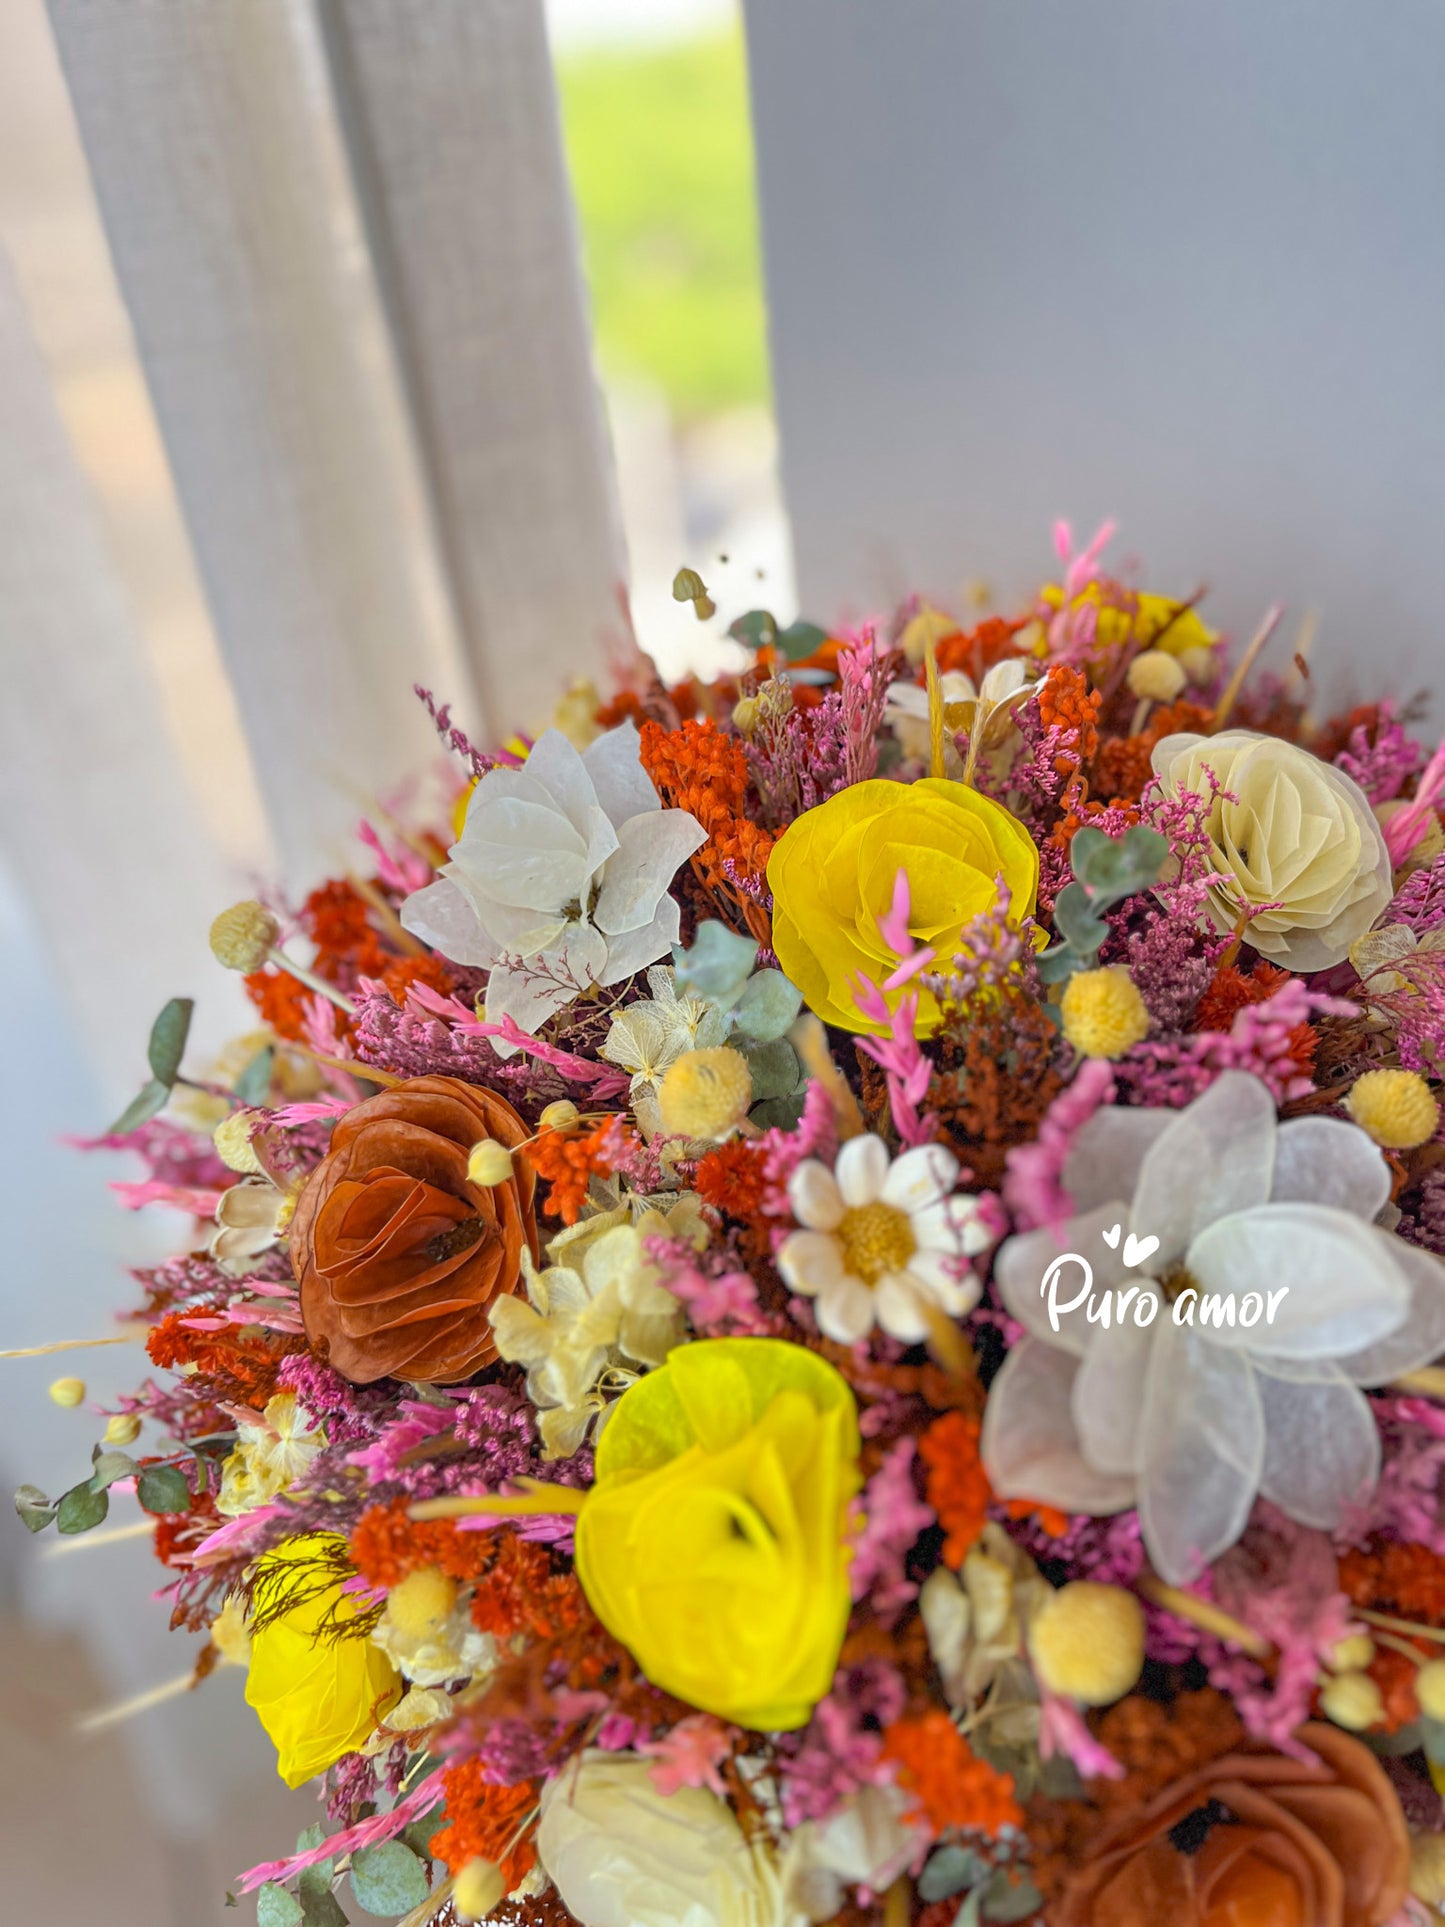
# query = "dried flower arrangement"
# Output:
<box><xmin>16</xmin><ymin>522</ymin><xmax>1445</xmax><ymax>1927</ymax></box>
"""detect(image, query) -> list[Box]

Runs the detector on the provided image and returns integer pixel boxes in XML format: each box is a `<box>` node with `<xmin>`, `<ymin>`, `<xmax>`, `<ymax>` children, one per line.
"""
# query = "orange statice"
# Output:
<box><xmin>1340</xmin><ymin>1540</ymin><xmax>1445</xmax><ymax>1624</ymax></box>
<box><xmin>639</xmin><ymin>718</ymin><xmax>775</xmax><ymax>891</ymax></box>
<box><xmin>881</xmin><ymin>1709</ymin><xmax>1022</xmax><ymax>1834</ymax></box>
<box><xmin>934</xmin><ymin>614</ymin><xmax>1030</xmax><ymax>680</ymax></box>
<box><xmin>694</xmin><ymin>1139</ymin><xmax>771</xmax><ymax>1222</ymax></box>
<box><xmin>146</xmin><ymin>1308</ymin><xmax>298</xmax><ymax>1406</ymax></box>
<box><xmin>469</xmin><ymin>1536</ymin><xmax>590</xmax><ymax>1644</ymax></box>
<box><xmin>1036</xmin><ymin>664</ymin><xmax>1101</xmax><ymax>774</ymax></box>
<box><xmin>523</xmin><ymin>1118</ymin><xmax>635</xmax><ymax>1225</ymax></box>
<box><xmin>350</xmin><ymin>1501</ymin><xmax>501</xmax><ymax>1589</ymax></box>
<box><xmin>430</xmin><ymin>1765</ymin><xmax>540</xmax><ymax>1889</ymax></box>
<box><xmin>918</xmin><ymin>1410</ymin><xmax>990</xmax><ymax>1567</ymax></box>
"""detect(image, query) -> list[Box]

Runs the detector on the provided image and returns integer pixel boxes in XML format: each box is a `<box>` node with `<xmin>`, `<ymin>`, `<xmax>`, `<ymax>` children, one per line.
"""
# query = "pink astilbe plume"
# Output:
<box><xmin>640</xmin><ymin>1715</ymin><xmax>734</xmax><ymax>1798</ymax></box>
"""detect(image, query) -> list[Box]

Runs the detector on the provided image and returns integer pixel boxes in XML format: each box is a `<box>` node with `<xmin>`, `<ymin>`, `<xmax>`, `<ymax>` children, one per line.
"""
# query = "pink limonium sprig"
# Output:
<box><xmin>851</xmin><ymin>869</ymin><xmax>936</xmax><ymax>1148</ymax></box>
<box><xmin>1045</xmin><ymin>518</ymin><xmax>1117</xmax><ymax>664</ymax></box>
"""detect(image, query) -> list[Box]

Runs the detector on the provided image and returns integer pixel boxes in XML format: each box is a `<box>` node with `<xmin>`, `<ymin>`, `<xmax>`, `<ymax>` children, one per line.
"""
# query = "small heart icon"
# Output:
<box><xmin>1123</xmin><ymin>1232</ymin><xmax>1160</xmax><ymax>1269</ymax></box>
<box><xmin>1102</xmin><ymin>1223</ymin><xmax>1122</xmax><ymax>1250</ymax></box>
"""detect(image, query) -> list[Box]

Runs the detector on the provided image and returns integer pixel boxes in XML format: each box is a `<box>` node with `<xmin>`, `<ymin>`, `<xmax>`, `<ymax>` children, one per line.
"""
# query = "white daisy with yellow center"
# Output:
<box><xmin>777</xmin><ymin>1134</ymin><xmax>991</xmax><ymax>1344</ymax></box>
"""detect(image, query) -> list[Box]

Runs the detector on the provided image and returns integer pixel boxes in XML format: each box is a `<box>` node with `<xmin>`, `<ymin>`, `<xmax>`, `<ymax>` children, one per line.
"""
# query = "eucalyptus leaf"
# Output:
<box><xmin>234</xmin><ymin>1044</ymin><xmax>275</xmax><ymax>1106</ymax></box>
<box><xmin>918</xmin><ymin>1845</ymin><xmax>989</xmax><ymax>1902</ymax></box>
<box><xmin>1051</xmin><ymin>884</ymin><xmax>1108</xmax><ymax>954</ymax></box>
<box><xmin>90</xmin><ymin>1449</ymin><xmax>139</xmax><ymax>1490</ymax></box>
<box><xmin>1070</xmin><ymin>824</ymin><xmax>1169</xmax><ymax>904</ymax></box>
<box><xmin>733</xmin><ymin>969</ymin><xmax>803</xmax><ymax>1042</ymax></box>
<box><xmin>256</xmin><ymin>1884</ymin><xmax>305</xmax><ymax>1927</ymax></box>
<box><xmin>13</xmin><ymin>1483</ymin><xmax>56</xmax><ymax>1534</ymax></box>
<box><xmin>137</xmin><ymin>1463</ymin><xmax>192</xmax><ymax>1514</ymax></box>
<box><xmin>776</xmin><ymin>618</ymin><xmax>830</xmax><ymax>661</ymax></box>
<box><xmin>737</xmin><ymin>1035</ymin><xmax>803</xmax><ymax>1103</ymax></box>
<box><xmin>1422</xmin><ymin>1714</ymin><xmax>1445</xmax><ymax>1766</ymax></box>
<box><xmin>953</xmin><ymin>1891</ymin><xmax>985</xmax><ymax>1927</ymax></box>
<box><xmin>107</xmin><ymin>1076</ymin><xmax>171</xmax><ymax>1138</ymax></box>
<box><xmin>296</xmin><ymin>1825</ymin><xmax>329</xmax><ymax>1858</ymax></box>
<box><xmin>673</xmin><ymin>921</ymin><xmax>757</xmax><ymax>1001</ymax></box>
<box><xmin>749</xmin><ymin>1092</ymin><xmax>808</xmax><ymax>1132</ymax></box>
<box><xmin>147</xmin><ymin>996</ymin><xmax>195</xmax><ymax>1085</ymax></box>
<box><xmin>982</xmin><ymin>1871</ymin><xmax>1045</xmax><ymax>1922</ymax></box>
<box><xmin>298</xmin><ymin>1884</ymin><xmax>348</xmax><ymax>1927</ymax></box>
<box><xmin>57</xmin><ymin>1479</ymin><xmax>109</xmax><ymax>1535</ymax></box>
<box><xmin>399</xmin><ymin>1812</ymin><xmax>442</xmax><ymax>1862</ymax></box>
<box><xmin>349</xmin><ymin>1842</ymin><xmax>429</xmax><ymax>1917</ymax></box>
<box><xmin>727</xmin><ymin>608</ymin><xmax>777</xmax><ymax>651</ymax></box>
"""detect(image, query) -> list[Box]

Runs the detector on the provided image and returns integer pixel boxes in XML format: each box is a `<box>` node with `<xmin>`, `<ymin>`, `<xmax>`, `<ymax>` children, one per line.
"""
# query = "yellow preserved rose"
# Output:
<box><xmin>244</xmin><ymin>1533</ymin><xmax>402</xmax><ymax>1787</ymax></box>
<box><xmin>766</xmin><ymin>778</ymin><xmax>1038</xmax><ymax>1033</ymax></box>
<box><xmin>574</xmin><ymin>1338</ymin><xmax>861</xmax><ymax>1731</ymax></box>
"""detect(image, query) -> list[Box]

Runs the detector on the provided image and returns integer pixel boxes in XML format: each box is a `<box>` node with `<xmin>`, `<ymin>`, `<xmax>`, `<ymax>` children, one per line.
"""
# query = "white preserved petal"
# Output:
<box><xmin>1270</xmin><ymin>1116</ymin><xmax>1390</xmax><ymax>1221</ymax></box>
<box><xmin>463</xmin><ymin>793</ymin><xmax>596</xmax><ymax>909</ymax></box>
<box><xmin>1332</xmin><ymin>1231</ymin><xmax>1445</xmax><ymax>1384</ymax></box>
<box><xmin>1188</xmin><ymin>1203</ymin><xmax>1407</xmax><ymax>1358</ymax></box>
<box><xmin>1135</xmin><ymin>1321</ymin><xmax>1263</xmax><ymax>1583</ymax></box>
<box><xmin>1130</xmin><ymin>1071</ymin><xmax>1276</xmax><ymax>1269</ymax></box>
<box><xmin>993</xmin><ymin>1203</ymin><xmax>1135</xmax><ymax>1357</ymax></box>
<box><xmin>398</xmin><ymin>876</ymin><xmax>495</xmax><ymax>967</ymax></box>
<box><xmin>593</xmin><ymin>810</ymin><xmax>709</xmax><ymax>937</ymax></box>
<box><xmin>1061</xmin><ymin>1106</ymin><xmax>1162</xmax><ymax>1217</ymax></box>
<box><xmin>880</xmin><ymin>1143</ymin><xmax>959</xmax><ymax>1213</ymax></box>
<box><xmin>582</xmin><ymin>720</ymin><xmax>665</xmax><ymax>828</ymax></box>
<box><xmin>775</xmin><ymin>1230</ymin><xmax>845</xmax><ymax>1296</ymax></box>
<box><xmin>482</xmin><ymin>958</ymin><xmax>588</xmax><ymax>1043</ymax></box>
<box><xmin>596</xmin><ymin>899</ymin><xmax>683</xmax><ymax>985</ymax></box>
<box><xmin>788</xmin><ymin>1161</ymin><xmax>844</xmax><ymax>1232</ymax></box>
<box><xmin>908</xmin><ymin>1247</ymin><xmax>980</xmax><ymax>1316</ymax></box>
<box><xmin>834</xmin><ymin>1134</ymin><xmax>891</xmax><ymax>1207</ymax></box>
<box><xmin>1070</xmin><ymin>1318</ymin><xmax>1158</xmax><ymax>1476</ymax></box>
<box><xmin>815</xmin><ymin>1274</ymin><xmax>875</xmax><ymax>1344</ymax></box>
<box><xmin>1253</xmin><ymin>1359</ymin><xmax>1381</xmax><ymax>1529</ymax></box>
<box><xmin>874</xmin><ymin>1271</ymin><xmax>929</xmax><ymax>1343</ymax></box>
<box><xmin>980</xmin><ymin>1339</ymin><xmax>1137</xmax><ymax>1515</ymax></box>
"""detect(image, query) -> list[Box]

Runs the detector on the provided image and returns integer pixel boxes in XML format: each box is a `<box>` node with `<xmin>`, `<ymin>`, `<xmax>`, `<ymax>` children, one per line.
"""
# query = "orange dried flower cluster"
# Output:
<box><xmin>146</xmin><ymin>1308</ymin><xmax>297</xmax><ymax>1404</ymax></box>
<box><xmin>933</xmin><ymin>615</ymin><xmax>1030</xmax><ymax>680</ymax></box>
<box><xmin>468</xmin><ymin>1536</ymin><xmax>591</xmax><ymax>1644</ymax></box>
<box><xmin>244</xmin><ymin>877</ymin><xmax>456</xmax><ymax>1043</ymax></box>
<box><xmin>1090</xmin><ymin>697</ymin><xmax>1213</xmax><ymax>801</ymax></box>
<box><xmin>1340</xmin><ymin>1540</ymin><xmax>1445</xmax><ymax>1623</ymax></box>
<box><xmin>918</xmin><ymin>1411</ymin><xmax>990</xmax><ymax>1567</ymax></box>
<box><xmin>639</xmin><ymin>718</ymin><xmax>774</xmax><ymax>890</ymax></box>
<box><xmin>429</xmin><ymin>1765</ymin><xmax>539</xmax><ymax>1888</ymax></box>
<box><xmin>524</xmin><ymin>1119</ymin><xmax>635</xmax><ymax>1225</ymax></box>
<box><xmin>693</xmin><ymin>1139</ymin><xmax>771</xmax><ymax>1222</ymax></box>
<box><xmin>350</xmin><ymin>1501</ymin><xmax>501</xmax><ymax>1590</ymax></box>
<box><xmin>880</xmin><ymin>1709</ymin><xmax>1022</xmax><ymax>1834</ymax></box>
<box><xmin>1037</xmin><ymin>664</ymin><xmax>1102</xmax><ymax>773</ymax></box>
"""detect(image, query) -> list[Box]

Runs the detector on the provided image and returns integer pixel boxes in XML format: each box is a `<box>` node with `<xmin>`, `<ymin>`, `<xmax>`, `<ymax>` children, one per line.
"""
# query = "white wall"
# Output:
<box><xmin>745</xmin><ymin>0</ymin><xmax>1445</xmax><ymax>704</ymax></box>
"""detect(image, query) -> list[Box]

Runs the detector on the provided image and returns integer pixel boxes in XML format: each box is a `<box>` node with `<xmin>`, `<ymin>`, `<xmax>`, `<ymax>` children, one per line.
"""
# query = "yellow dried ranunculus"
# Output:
<box><xmin>1151</xmin><ymin>729</ymin><xmax>1393</xmax><ymax>972</ymax></box>
<box><xmin>244</xmin><ymin>1534</ymin><xmax>402</xmax><ymax>1787</ymax></box>
<box><xmin>766</xmin><ymin>778</ymin><xmax>1039</xmax><ymax>1034</ymax></box>
<box><xmin>574</xmin><ymin>1338</ymin><xmax>861</xmax><ymax>1731</ymax></box>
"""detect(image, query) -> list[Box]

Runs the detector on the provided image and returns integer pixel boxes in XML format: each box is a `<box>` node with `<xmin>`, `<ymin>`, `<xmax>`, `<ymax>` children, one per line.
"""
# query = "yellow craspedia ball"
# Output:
<box><xmin>209</xmin><ymin>900</ymin><xmax>279</xmax><ymax>972</ymax></box>
<box><xmin>49</xmin><ymin>1377</ymin><xmax>86</xmax><ymax>1408</ymax></box>
<box><xmin>1060</xmin><ymin>966</ymin><xmax>1151</xmax><ymax>1060</ymax></box>
<box><xmin>245</xmin><ymin>1534</ymin><xmax>402</xmax><ymax>1787</ymax></box>
<box><xmin>467</xmin><ymin>1138</ymin><xmax>515</xmax><ymax>1187</ymax></box>
<box><xmin>214</xmin><ymin>1109</ymin><xmax>264</xmax><ymax>1175</ymax></box>
<box><xmin>657</xmin><ymin>1046</ymin><xmax>754</xmax><ymax>1141</ymax></box>
<box><xmin>1346</xmin><ymin>1068</ymin><xmax>1440</xmax><ymax>1150</ymax></box>
<box><xmin>1125</xmin><ymin>648</ymin><xmax>1187</xmax><ymax>704</ymax></box>
<box><xmin>1319</xmin><ymin>1669</ymin><xmax>1385</xmax><ymax>1732</ymax></box>
<box><xmin>767</xmin><ymin>778</ymin><xmax>1039</xmax><ymax>1035</ymax></box>
<box><xmin>1416</xmin><ymin>1659</ymin><xmax>1445</xmax><ymax>1723</ymax></box>
<box><xmin>386</xmin><ymin>1564</ymin><xmax>458</xmax><ymax>1640</ymax></box>
<box><xmin>1328</xmin><ymin>1631</ymin><xmax>1376</xmax><ymax>1673</ymax></box>
<box><xmin>453</xmin><ymin>1858</ymin><xmax>507</xmax><ymax>1923</ymax></box>
<box><xmin>1028</xmin><ymin>1582</ymin><xmax>1145</xmax><ymax>1706</ymax></box>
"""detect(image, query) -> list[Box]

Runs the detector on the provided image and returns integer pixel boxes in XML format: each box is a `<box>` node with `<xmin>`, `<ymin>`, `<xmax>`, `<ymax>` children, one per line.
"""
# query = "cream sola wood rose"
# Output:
<box><xmin>400</xmin><ymin>723</ymin><xmax>706</xmax><ymax>1038</ymax></box>
<box><xmin>1151</xmin><ymin>728</ymin><xmax>1393</xmax><ymax>970</ymax></box>
<box><xmin>982</xmin><ymin>1072</ymin><xmax>1445</xmax><ymax>1583</ymax></box>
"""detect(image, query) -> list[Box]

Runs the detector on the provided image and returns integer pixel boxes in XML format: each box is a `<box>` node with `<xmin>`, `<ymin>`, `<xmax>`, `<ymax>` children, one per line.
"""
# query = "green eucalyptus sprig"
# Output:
<box><xmin>673</xmin><ymin>921</ymin><xmax>809</xmax><ymax>1127</ymax></box>
<box><xmin>1036</xmin><ymin>824</ymin><xmax>1170</xmax><ymax>987</ymax></box>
